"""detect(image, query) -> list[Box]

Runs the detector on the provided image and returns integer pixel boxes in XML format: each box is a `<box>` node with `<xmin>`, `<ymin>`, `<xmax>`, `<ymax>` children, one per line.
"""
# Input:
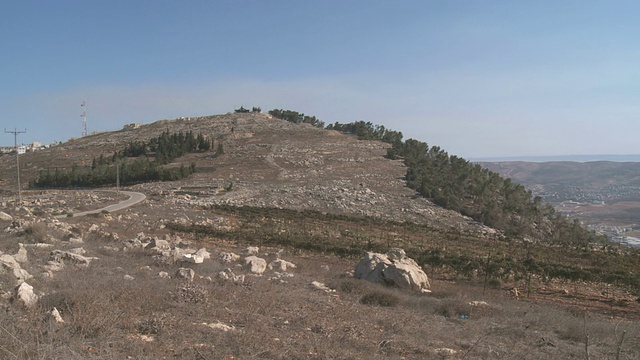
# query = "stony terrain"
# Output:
<box><xmin>2</xmin><ymin>113</ymin><xmax>494</xmax><ymax>235</ymax></box>
<box><xmin>0</xmin><ymin>113</ymin><xmax>639</xmax><ymax>359</ymax></box>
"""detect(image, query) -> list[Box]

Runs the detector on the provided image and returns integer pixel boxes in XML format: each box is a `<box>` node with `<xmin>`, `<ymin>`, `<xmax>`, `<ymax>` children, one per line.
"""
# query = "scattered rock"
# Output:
<box><xmin>244</xmin><ymin>256</ymin><xmax>267</xmax><ymax>275</ymax></box>
<box><xmin>49</xmin><ymin>250</ymin><xmax>94</xmax><ymax>267</ymax></box>
<box><xmin>68</xmin><ymin>247</ymin><xmax>86</xmax><ymax>255</ymax></box>
<box><xmin>217</xmin><ymin>268</ymin><xmax>245</xmax><ymax>283</ymax></box>
<box><xmin>241</xmin><ymin>246</ymin><xmax>259</xmax><ymax>256</ymax></box>
<box><xmin>182</xmin><ymin>253</ymin><xmax>205</xmax><ymax>264</ymax></box>
<box><xmin>355</xmin><ymin>248</ymin><xmax>430</xmax><ymax>293</ymax></box>
<box><xmin>203</xmin><ymin>322</ymin><xmax>236</xmax><ymax>332</ymax></box>
<box><xmin>14</xmin><ymin>244</ymin><xmax>28</xmax><ymax>263</ymax></box>
<box><xmin>158</xmin><ymin>271</ymin><xmax>170</xmax><ymax>279</ymax></box>
<box><xmin>15</xmin><ymin>282</ymin><xmax>38</xmax><ymax>308</ymax></box>
<box><xmin>218</xmin><ymin>252</ymin><xmax>240</xmax><ymax>263</ymax></box>
<box><xmin>50</xmin><ymin>307</ymin><xmax>65</xmax><ymax>323</ymax></box>
<box><xmin>0</xmin><ymin>254</ymin><xmax>21</xmax><ymax>270</ymax></box>
<box><xmin>13</xmin><ymin>268</ymin><xmax>33</xmax><ymax>283</ymax></box>
<box><xmin>310</xmin><ymin>281</ymin><xmax>335</xmax><ymax>293</ymax></box>
<box><xmin>124</xmin><ymin>274</ymin><xmax>135</xmax><ymax>281</ymax></box>
<box><xmin>175</xmin><ymin>267</ymin><xmax>195</xmax><ymax>281</ymax></box>
<box><xmin>468</xmin><ymin>301</ymin><xmax>489</xmax><ymax>307</ymax></box>
<box><xmin>0</xmin><ymin>211</ymin><xmax>13</xmax><ymax>221</ymax></box>
<box><xmin>195</xmin><ymin>248</ymin><xmax>211</xmax><ymax>260</ymax></box>
<box><xmin>435</xmin><ymin>348</ymin><xmax>457</xmax><ymax>357</ymax></box>
<box><xmin>268</xmin><ymin>259</ymin><xmax>297</xmax><ymax>272</ymax></box>
<box><xmin>68</xmin><ymin>237</ymin><xmax>84</xmax><ymax>244</ymax></box>
<box><xmin>145</xmin><ymin>238</ymin><xmax>171</xmax><ymax>251</ymax></box>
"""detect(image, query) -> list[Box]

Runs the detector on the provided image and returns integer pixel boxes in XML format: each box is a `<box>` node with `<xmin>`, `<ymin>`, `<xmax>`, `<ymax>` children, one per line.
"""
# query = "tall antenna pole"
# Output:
<box><xmin>81</xmin><ymin>100</ymin><xmax>87</xmax><ymax>137</ymax></box>
<box><xmin>4</xmin><ymin>128</ymin><xmax>26</xmax><ymax>204</ymax></box>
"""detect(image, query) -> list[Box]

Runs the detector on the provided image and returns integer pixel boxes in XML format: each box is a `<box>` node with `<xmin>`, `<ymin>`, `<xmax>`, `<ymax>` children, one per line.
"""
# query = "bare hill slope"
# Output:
<box><xmin>1</xmin><ymin>112</ymin><xmax>489</xmax><ymax>235</ymax></box>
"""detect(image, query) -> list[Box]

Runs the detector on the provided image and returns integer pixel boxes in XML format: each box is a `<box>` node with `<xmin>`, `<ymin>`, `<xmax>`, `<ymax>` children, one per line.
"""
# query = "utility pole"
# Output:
<box><xmin>116</xmin><ymin>162</ymin><xmax>120</xmax><ymax>193</ymax></box>
<box><xmin>81</xmin><ymin>100</ymin><xmax>88</xmax><ymax>137</ymax></box>
<box><xmin>4</xmin><ymin>128</ymin><xmax>26</xmax><ymax>204</ymax></box>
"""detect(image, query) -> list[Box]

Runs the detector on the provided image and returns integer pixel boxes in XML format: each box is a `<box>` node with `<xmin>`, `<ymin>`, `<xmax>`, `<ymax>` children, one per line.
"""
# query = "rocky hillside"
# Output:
<box><xmin>0</xmin><ymin>112</ymin><xmax>493</xmax><ymax>236</ymax></box>
<box><xmin>1</xmin><ymin>113</ymin><xmax>640</xmax><ymax>359</ymax></box>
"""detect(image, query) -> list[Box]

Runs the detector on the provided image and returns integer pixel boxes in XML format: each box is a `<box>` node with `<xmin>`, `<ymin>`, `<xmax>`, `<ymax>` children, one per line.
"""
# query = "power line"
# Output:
<box><xmin>4</xmin><ymin>128</ymin><xmax>26</xmax><ymax>204</ymax></box>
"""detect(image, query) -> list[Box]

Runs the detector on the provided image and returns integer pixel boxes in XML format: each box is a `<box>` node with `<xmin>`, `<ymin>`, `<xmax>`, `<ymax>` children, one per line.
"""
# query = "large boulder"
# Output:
<box><xmin>244</xmin><ymin>256</ymin><xmax>267</xmax><ymax>275</ymax></box>
<box><xmin>354</xmin><ymin>248</ymin><xmax>430</xmax><ymax>293</ymax></box>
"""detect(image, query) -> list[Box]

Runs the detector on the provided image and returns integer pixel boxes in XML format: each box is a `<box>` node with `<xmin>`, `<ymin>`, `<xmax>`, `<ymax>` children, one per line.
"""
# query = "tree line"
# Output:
<box><xmin>29</xmin><ymin>130</ymin><xmax>217</xmax><ymax>188</ymax></box>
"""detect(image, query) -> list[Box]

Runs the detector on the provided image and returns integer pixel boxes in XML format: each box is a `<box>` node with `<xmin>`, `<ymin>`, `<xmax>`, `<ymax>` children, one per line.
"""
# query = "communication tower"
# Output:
<box><xmin>81</xmin><ymin>100</ymin><xmax>87</xmax><ymax>137</ymax></box>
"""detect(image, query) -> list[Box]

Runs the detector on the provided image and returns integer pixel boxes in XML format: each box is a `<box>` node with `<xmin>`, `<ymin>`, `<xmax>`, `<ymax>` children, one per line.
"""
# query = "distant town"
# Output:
<box><xmin>0</xmin><ymin>141</ymin><xmax>60</xmax><ymax>155</ymax></box>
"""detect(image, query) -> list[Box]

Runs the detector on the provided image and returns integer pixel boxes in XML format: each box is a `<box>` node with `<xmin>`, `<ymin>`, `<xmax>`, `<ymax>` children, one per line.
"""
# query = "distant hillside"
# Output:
<box><xmin>480</xmin><ymin>161</ymin><xmax>640</xmax><ymax>203</ymax></box>
<box><xmin>472</xmin><ymin>154</ymin><xmax>640</xmax><ymax>162</ymax></box>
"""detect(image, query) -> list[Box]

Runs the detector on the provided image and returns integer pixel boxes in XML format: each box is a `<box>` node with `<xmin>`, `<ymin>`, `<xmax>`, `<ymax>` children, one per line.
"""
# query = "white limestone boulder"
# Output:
<box><xmin>0</xmin><ymin>254</ymin><xmax>21</xmax><ymax>270</ymax></box>
<box><xmin>354</xmin><ymin>248</ymin><xmax>430</xmax><ymax>293</ymax></box>
<box><xmin>0</xmin><ymin>211</ymin><xmax>13</xmax><ymax>221</ymax></box>
<box><xmin>244</xmin><ymin>256</ymin><xmax>267</xmax><ymax>275</ymax></box>
<box><xmin>15</xmin><ymin>282</ymin><xmax>38</xmax><ymax>308</ymax></box>
<box><xmin>182</xmin><ymin>253</ymin><xmax>204</xmax><ymax>264</ymax></box>
<box><xmin>14</xmin><ymin>244</ymin><xmax>28</xmax><ymax>263</ymax></box>
<box><xmin>195</xmin><ymin>248</ymin><xmax>211</xmax><ymax>260</ymax></box>
<box><xmin>49</xmin><ymin>250</ymin><xmax>94</xmax><ymax>267</ymax></box>
<box><xmin>268</xmin><ymin>259</ymin><xmax>297</xmax><ymax>272</ymax></box>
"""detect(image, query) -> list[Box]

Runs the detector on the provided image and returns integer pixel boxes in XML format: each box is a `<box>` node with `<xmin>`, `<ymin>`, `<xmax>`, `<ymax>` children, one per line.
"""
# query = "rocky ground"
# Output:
<box><xmin>0</xmin><ymin>188</ymin><xmax>638</xmax><ymax>359</ymax></box>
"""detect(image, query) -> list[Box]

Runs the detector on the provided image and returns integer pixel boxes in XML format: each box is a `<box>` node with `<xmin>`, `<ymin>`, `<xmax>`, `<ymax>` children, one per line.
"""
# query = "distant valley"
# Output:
<box><xmin>481</xmin><ymin>160</ymin><xmax>640</xmax><ymax>246</ymax></box>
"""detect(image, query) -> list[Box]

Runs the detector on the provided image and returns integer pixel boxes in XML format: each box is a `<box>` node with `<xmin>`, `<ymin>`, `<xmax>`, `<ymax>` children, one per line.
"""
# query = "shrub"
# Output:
<box><xmin>23</xmin><ymin>222</ymin><xmax>49</xmax><ymax>243</ymax></box>
<box><xmin>360</xmin><ymin>291</ymin><xmax>399</xmax><ymax>307</ymax></box>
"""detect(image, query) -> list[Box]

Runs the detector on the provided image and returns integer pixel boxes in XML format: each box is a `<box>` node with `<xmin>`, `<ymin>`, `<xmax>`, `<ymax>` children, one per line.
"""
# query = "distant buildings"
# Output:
<box><xmin>0</xmin><ymin>141</ymin><xmax>55</xmax><ymax>154</ymax></box>
<box><xmin>123</xmin><ymin>123</ymin><xmax>142</xmax><ymax>131</ymax></box>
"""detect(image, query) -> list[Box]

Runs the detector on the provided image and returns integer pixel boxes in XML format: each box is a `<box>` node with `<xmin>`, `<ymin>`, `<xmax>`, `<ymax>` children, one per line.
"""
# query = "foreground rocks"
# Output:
<box><xmin>355</xmin><ymin>248</ymin><xmax>430</xmax><ymax>293</ymax></box>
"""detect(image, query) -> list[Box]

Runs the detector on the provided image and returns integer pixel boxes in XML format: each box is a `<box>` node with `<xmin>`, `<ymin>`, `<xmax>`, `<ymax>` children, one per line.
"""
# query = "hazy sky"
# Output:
<box><xmin>2</xmin><ymin>1</ymin><xmax>639</xmax><ymax>158</ymax></box>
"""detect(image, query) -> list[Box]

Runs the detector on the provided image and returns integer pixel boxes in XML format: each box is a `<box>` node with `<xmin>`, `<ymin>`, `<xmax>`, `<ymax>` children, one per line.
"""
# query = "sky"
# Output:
<box><xmin>2</xmin><ymin>1</ymin><xmax>640</xmax><ymax>159</ymax></box>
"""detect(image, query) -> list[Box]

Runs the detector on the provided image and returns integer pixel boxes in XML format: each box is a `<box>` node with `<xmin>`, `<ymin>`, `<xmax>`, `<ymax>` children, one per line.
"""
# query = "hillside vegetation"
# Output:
<box><xmin>327</xmin><ymin>120</ymin><xmax>604</xmax><ymax>246</ymax></box>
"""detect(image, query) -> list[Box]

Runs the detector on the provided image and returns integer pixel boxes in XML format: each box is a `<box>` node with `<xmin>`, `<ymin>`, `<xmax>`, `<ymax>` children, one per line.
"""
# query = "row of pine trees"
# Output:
<box><xmin>30</xmin><ymin>130</ymin><xmax>217</xmax><ymax>188</ymax></box>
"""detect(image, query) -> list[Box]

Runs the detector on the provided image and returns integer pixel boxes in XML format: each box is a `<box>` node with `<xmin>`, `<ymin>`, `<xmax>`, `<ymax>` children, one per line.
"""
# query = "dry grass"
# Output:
<box><xmin>1</xmin><ymin>209</ymin><xmax>639</xmax><ymax>359</ymax></box>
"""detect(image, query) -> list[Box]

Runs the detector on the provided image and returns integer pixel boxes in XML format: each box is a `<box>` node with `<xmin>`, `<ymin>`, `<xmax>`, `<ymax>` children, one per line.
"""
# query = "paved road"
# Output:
<box><xmin>55</xmin><ymin>191</ymin><xmax>146</xmax><ymax>219</ymax></box>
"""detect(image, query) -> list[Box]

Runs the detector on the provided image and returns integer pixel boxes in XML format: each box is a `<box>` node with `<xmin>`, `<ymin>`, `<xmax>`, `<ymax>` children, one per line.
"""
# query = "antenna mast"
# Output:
<box><xmin>81</xmin><ymin>100</ymin><xmax>87</xmax><ymax>137</ymax></box>
<box><xmin>4</xmin><ymin>128</ymin><xmax>27</xmax><ymax>204</ymax></box>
